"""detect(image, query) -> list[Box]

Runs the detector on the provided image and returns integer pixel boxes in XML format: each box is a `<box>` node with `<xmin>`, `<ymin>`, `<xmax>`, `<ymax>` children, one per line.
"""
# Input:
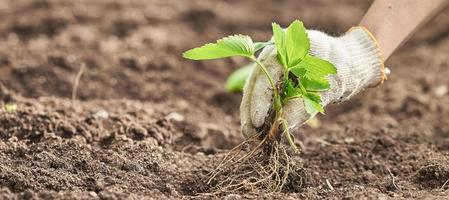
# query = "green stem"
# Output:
<box><xmin>249</xmin><ymin>56</ymin><xmax>299</xmax><ymax>154</ymax></box>
<box><xmin>297</xmin><ymin>79</ymin><xmax>307</xmax><ymax>94</ymax></box>
<box><xmin>283</xmin><ymin>68</ymin><xmax>289</xmax><ymax>89</ymax></box>
<box><xmin>280</xmin><ymin>118</ymin><xmax>298</xmax><ymax>153</ymax></box>
<box><xmin>250</xmin><ymin>56</ymin><xmax>276</xmax><ymax>93</ymax></box>
<box><xmin>282</xmin><ymin>95</ymin><xmax>302</xmax><ymax>104</ymax></box>
<box><xmin>250</xmin><ymin>56</ymin><xmax>281</xmax><ymax>112</ymax></box>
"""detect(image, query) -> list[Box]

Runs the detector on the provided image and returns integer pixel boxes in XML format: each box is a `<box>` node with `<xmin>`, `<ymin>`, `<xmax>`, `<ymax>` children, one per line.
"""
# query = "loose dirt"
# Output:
<box><xmin>1</xmin><ymin>0</ymin><xmax>449</xmax><ymax>199</ymax></box>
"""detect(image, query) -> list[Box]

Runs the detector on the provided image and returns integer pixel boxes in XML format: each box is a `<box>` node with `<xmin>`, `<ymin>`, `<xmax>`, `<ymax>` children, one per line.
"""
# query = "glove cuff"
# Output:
<box><xmin>318</xmin><ymin>26</ymin><xmax>388</xmax><ymax>103</ymax></box>
<box><xmin>341</xmin><ymin>26</ymin><xmax>387</xmax><ymax>87</ymax></box>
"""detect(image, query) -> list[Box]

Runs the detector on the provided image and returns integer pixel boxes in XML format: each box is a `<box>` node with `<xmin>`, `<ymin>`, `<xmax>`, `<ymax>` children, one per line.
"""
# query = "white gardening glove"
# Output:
<box><xmin>240</xmin><ymin>27</ymin><xmax>388</xmax><ymax>138</ymax></box>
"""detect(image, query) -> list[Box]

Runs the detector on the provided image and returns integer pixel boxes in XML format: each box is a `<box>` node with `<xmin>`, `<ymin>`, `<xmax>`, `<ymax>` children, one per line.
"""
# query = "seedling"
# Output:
<box><xmin>184</xmin><ymin>20</ymin><xmax>336</xmax><ymax>151</ymax></box>
<box><xmin>183</xmin><ymin>20</ymin><xmax>336</xmax><ymax>193</ymax></box>
<box><xmin>4</xmin><ymin>103</ymin><xmax>17</xmax><ymax>113</ymax></box>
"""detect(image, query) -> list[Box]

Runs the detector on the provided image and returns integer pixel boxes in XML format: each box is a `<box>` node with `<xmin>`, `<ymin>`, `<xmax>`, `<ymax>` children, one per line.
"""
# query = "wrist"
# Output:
<box><xmin>341</xmin><ymin>26</ymin><xmax>387</xmax><ymax>87</ymax></box>
<box><xmin>307</xmin><ymin>27</ymin><xmax>389</xmax><ymax>105</ymax></box>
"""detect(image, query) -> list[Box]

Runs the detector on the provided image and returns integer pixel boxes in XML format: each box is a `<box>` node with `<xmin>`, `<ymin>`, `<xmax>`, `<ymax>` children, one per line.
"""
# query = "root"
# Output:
<box><xmin>72</xmin><ymin>63</ymin><xmax>86</xmax><ymax>104</ymax></box>
<box><xmin>204</xmin><ymin>136</ymin><xmax>305</xmax><ymax>195</ymax></box>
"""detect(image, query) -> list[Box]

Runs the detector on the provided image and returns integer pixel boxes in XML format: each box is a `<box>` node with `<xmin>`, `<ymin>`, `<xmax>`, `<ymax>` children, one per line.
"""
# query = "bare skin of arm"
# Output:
<box><xmin>360</xmin><ymin>0</ymin><xmax>449</xmax><ymax>61</ymax></box>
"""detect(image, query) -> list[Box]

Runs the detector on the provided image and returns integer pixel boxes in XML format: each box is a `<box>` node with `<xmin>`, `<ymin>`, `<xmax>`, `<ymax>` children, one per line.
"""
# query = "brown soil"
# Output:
<box><xmin>1</xmin><ymin>0</ymin><xmax>449</xmax><ymax>199</ymax></box>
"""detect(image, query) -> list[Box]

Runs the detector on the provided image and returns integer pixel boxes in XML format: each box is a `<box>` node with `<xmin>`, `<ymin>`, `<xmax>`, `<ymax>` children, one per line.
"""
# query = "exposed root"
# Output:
<box><xmin>72</xmin><ymin>63</ymin><xmax>86</xmax><ymax>104</ymax></box>
<box><xmin>204</xmin><ymin>136</ymin><xmax>306</xmax><ymax>195</ymax></box>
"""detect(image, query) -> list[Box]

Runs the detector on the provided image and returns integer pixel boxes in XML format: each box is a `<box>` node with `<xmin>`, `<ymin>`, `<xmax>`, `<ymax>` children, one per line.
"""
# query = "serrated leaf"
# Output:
<box><xmin>294</xmin><ymin>55</ymin><xmax>337</xmax><ymax>78</ymax></box>
<box><xmin>300</xmin><ymin>76</ymin><xmax>330</xmax><ymax>91</ymax></box>
<box><xmin>290</xmin><ymin>55</ymin><xmax>336</xmax><ymax>92</ymax></box>
<box><xmin>285</xmin><ymin>20</ymin><xmax>309</xmax><ymax>67</ymax></box>
<box><xmin>183</xmin><ymin>35</ymin><xmax>255</xmax><ymax>60</ymax></box>
<box><xmin>284</xmin><ymin>80</ymin><xmax>302</xmax><ymax>98</ymax></box>
<box><xmin>305</xmin><ymin>92</ymin><xmax>321</xmax><ymax>102</ymax></box>
<box><xmin>225</xmin><ymin>64</ymin><xmax>254</xmax><ymax>93</ymax></box>
<box><xmin>303</xmin><ymin>93</ymin><xmax>324</xmax><ymax>114</ymax></box>
<box><xmin>272</xmin><ymin>23</ymin><xmax>287</xmax><ymax>67</ymax></box>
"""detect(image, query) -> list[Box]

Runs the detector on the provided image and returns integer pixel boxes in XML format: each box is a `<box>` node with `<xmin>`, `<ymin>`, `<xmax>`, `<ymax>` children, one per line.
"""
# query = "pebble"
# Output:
<box><xmin>344</xmin><ymin>137</ymin><xmax>355</xmax><ymax>144</ymax></box>
<box><xmin>165</xmin><ymin>112</ymin><xmax>184</xmax><ymax>122</ymax></box>
<box><xmin>94</xmin><ymin>110</ymin><xmax>109</xmax><ymax>119</ymax></box>
<box><xmin>434</xmin><ymin>85</ymin><xmax>448</xmax><ymax>97</ymax></box>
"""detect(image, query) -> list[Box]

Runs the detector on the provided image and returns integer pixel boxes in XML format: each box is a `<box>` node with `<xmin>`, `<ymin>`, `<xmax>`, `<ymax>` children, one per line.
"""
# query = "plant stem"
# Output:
<box><xmin>283</xmin><ymin>67</ymin><xmax>289</xmax><ymax>90</ymax></box>
<box><xmin>249</xmin><ymin>56</ymin><xmax>299</xmax><ymax>154</ymax></box>
<box><xmin>250</xmin><ymin>56</ymin><xmax>281</xmax><ymax>111</ymax></box>
<box><xmin>280</xmin><ymin>119</ymin><xmax>298</xmax><ymax>153</ymax></box>
<box><xmin>297</xmin><ymin>79</ymin><xmax>307</xmax><ymax>94</ymax></box>
<box><xmin>250</xmin><ymin>56</ymin><xmax>276</xmax><ymax>93</ymax></box>
<box><xmin>282</xmin><ymin>95</ymin><xmax>302</xmax><ymax>104</ymax></box>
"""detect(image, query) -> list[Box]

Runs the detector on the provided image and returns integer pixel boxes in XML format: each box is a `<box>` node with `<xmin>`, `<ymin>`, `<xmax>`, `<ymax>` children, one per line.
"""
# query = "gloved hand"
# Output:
<box><xmin>240</xmin><ymin>27</ymin><xmax>388</xmax><ymax>138</ymax></box>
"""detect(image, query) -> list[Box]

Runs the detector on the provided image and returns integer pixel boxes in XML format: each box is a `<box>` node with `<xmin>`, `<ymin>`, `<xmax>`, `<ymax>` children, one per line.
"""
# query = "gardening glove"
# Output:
<box><xmin>240</xmin><ymin>27</ymin><xmax>388</xmax><ymax>138</ymax></box>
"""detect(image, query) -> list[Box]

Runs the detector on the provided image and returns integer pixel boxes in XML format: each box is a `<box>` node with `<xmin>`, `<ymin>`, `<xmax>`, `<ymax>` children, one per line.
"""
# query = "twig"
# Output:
<box><xmin>72</xmin><ymin>63</ymin><xmax>86</xmax><ymax>104</ymax></box>
<box><xmin>326</xmin><ymin>179</ymin><xmax>334</xmax><ymax>191</ymax></box>
<box><xmin>387</xmin><ymin>168</ymin><xmax>401</xmax><ymax>191</ymax></box>
<box><xmin>315</xmin><ymin>138</ymin><xmax>331</xmax><ymax>146</ymax></box>
<box><xmin>441</xmin><ymin>178</ymin><xmax>449</xmax><ymax>190</ymax></box>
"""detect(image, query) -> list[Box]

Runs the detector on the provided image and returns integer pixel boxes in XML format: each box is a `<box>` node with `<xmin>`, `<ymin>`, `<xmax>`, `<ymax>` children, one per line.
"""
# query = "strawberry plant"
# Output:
<box><xmin>183</xmin><ymin>19</ymin><xmax>336</xmax><ymax>193</ymax></box>
<box><xmin>184</xmin><ymin>20</ymin><xmax>336</xmax><ymax>151</ymax></box>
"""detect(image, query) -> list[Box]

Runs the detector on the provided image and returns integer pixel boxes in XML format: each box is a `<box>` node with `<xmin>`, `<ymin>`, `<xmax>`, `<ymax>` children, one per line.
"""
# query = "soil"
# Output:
<box><xmin>1</xmin><ymin>0</ymin><xmax>449</xmax><ymax>199</ymax></box>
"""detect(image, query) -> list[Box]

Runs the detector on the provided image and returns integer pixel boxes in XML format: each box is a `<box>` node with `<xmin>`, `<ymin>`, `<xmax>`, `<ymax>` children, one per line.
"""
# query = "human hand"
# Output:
<box><xmin>240</xmin><ymin>27</ymin><xmax>388</xmax><ymax>138</ymax></box>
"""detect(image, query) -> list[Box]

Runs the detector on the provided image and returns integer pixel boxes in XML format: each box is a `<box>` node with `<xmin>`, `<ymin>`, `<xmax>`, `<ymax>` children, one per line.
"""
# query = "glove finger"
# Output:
<box><xmin>240</xmin><ymin>45</ymin><xmax>283</xmax><ymax>138</ymax></box>
<box><xmin>240</xmin><ymin>62</ymin><xmax>259</xmax><ymax>138</ymax></box>
<box><xmin>282</xmin><ymin>98</ymin><xmax>314</xmax><ymax>132</ymax></box>
<box><xmin>250</xmin><ymin>46</ymin><xmax>283</xmax><ymax>128</ymax></box>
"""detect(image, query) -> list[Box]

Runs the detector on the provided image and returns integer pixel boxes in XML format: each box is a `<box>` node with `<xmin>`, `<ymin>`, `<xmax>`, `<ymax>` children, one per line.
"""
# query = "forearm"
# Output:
<box><xmin>360</xmin><ymin>0</ymin><xmax>449</xmax><ymax>61</ymax></box>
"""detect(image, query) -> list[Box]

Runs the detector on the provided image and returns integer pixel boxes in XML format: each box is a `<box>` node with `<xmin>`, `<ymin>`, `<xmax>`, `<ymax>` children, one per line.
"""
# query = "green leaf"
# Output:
<box><xmin>272</xmin><ymin>23</ymin><xmax>287</xmax><ymax>67</ymax></box>
<box><xmin>225</xmin><ymin>64</ymin><xmax>254</xmax><ymax>93</ymax></box>
<box><xmin>290</xmin><ymin>54</ymin><xmax>336</xmax><ymax>92</ymax></box>
<box><xmin>305</xmin><ymin>92</ymin><xmax>321</xmax><ymax>102</ymax></box>
<box><xmin>294</xmin><ymin>55</ymin><xmax>337</xmax><ymax>78</ymax></box>
<box><xmin>285</xmin><ymin>20</ymin><xmax>309</xmax><ymax>67</ymax></box>
<box><xmin>303</xmin><ymin>93</ymin><xmax>324</xmax><ymax>114</ymax></box>
<box><xmin>183</xmin><ymin>35</ymin><xmax>255</xmax><ymax>60</ymax></box>
<box><xmin>300</xmin><ymin>76</ymin><xmax>330</xmax><ymax>91</ymax></box>
<box><xmin>284</xmin><ymin>80</ymin><xmax>303</xmax><ymax>98</ymax></box>
<box><xmin>254</xmin><ymin>41</ymin><xmax>273</xmax><ymax>52</ymax></box>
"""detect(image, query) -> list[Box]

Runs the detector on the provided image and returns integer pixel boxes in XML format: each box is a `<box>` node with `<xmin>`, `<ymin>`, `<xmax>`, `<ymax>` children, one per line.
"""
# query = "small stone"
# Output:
<box><xmin>165</xmin><ymin>112</ymin><xmax>184</xmax><ymax>122</ymax></box>
<box><xmin>434</xmin><ymin>85</ymin><xmax>448</xmax><ymax>97</ymax></box>
<box><xmin>88</xmin><ymin>191</ymin><xmax>97</xmax><ymax>197</ymax></box>
<box><xmin>94</xmin><ymin>110</ymin><xmax>109</xmax><ymax>119</ymax></box>
<box><xmin>344</xmin><ymin>137</ymin><xmax>355</xmax><ymax>144</ymax></box>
